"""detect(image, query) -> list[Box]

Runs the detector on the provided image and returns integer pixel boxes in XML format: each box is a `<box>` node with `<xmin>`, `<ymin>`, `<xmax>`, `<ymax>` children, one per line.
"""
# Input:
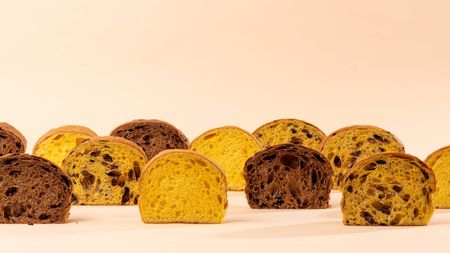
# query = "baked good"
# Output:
<box><xmin>190</xmin><ymin>126</ymin><xmax>261</xmax><ymax>191</ymax></box>
<box><xmin>0</xmin><ymin>123</ymin><xmax>26</xmax><ymax>156</ymax></box>
<box><xmin>244</xmin><ymin>143</ymin><xmax>333</xmax><ymax>209</ymax></box>
<box><xmin>33</xmin><ymin>125</ymin><xmax>97</xmax><ymax>167</ymax></box>
<box><xmin>341</xmin><ymin>153</ymin><xmax>435</xmax><ymax>225</ymax></box>
<box><xmin>110</xmin><ymin>119</ymin><xmax>189</xmax><ymax>160</ymax></box>
<box><xmin>319</xmin><ymin>125</ymin><xmax>405</xmax><ymax>189</ymax></box>
<box><xmin>425</xmin><ymin>146</ymin><xmax>450</xmax><ymax>208</ymax></box>
<box><xmin>253</xmin><ymin>119</ymin><xmax>326</xmax><ymax>150</ymax></box>
<box><xmin>62</xmin><ymin>136</ymin><xmax>147</xmax><ymax>205</ymax></box>
<box><xmin>139</xmin><ymin>150</ymin><xmax>227</xmax><ymax>224</ymax></box>
<box><xmin>0</xmin><ymin>154</ymin><xmax>72</xmax><ymax>224</ymax></box>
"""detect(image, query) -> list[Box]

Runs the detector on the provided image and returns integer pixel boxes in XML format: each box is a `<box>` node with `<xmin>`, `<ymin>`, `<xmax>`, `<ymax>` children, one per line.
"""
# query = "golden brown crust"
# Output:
<box><xmin>33</xmin><ymin>125</ymin><xmax>97</xmax><ymax>154</ymax></box>
<box><xmin>319</xmin><ymin>125</ymin><xmax>405</xmax><ymax>152</ymax></box>
<box><xmin>253</xmin><ymin>118</ymin><xmax>326</xmax><ymax>138</ymax></box>
<box><xmin>0</xmin><ymin>122</ymin><xmax>27</xmax><ymax>151</ymax></box>
<box><xmin>424</xmin><ymin>145</ymin><xmax>450</xmax><ymax>168</ymax></box>
<box><xmin>191</xmin><ymin>126</ymin><xmax>262</xmax><ymax>149</ymax></box>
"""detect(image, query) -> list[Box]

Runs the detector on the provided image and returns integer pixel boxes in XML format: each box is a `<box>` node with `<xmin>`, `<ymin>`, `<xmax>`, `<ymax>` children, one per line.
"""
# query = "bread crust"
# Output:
<box><xmin>424</xmin><ymin>145</ymin><xmax>450</xmax><ymax>168</ymax></box>
<box><xmin>191</xmin><ymin>125</ymin><xmax>262</xmax><ymax>148</ymax></box>
<box><xmin>0</xmin><ymin>122</ymin><xmax>27</xmax><ymax>152</ymax></box>
<box><xmin>33</xmin><ymin>125</ymin><xmax>97</xmax><ymax>154</ymax></box>
<box><xmin>253</xmin><ymin>118</ymin><xmax>326</xmax><ymax>139</ymax></box>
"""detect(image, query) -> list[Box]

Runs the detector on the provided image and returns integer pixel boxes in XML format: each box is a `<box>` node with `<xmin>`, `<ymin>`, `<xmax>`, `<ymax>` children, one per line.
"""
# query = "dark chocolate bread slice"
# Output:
<box><xmin>0</xmin><ymin>123</ymin><xmax>26</xmax><ymax>157</ymax></box>
<box><xmin>0</xmin><ymin>154</ymin><xmax>72</xmax><ymax>224</ymax></box>
<box><xmin>110</xmin><ymin>119</ymin><xmax>189</xmax><ymax>160</ymax></box>
<box><xmin>244</xmin><ymin>143</ymin><xmax>333</xmax><ymax>209</ymax></box>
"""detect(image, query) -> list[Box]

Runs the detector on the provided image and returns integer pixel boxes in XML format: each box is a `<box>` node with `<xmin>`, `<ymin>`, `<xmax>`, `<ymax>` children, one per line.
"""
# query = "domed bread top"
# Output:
<box><xmin>0</xmin><ymin>154</ymin><xmax>72</xmax><ymax>224</ymax></box>
<box><xmin>110</xmin><ymin>119</ymin><xmax>189</xmax><ymax>160</ymax></box>
<box><xmin>139</xmin><ymin>150</ymin><xmax>227</xmax><ymax>224</ymax></box>
<box><xmin>340</xmin><ymin>153</ymin><xmax>435</xmax><ymax>226</ymax></box>
<box><xmin>424</xmin><ymin>146</ymin><xmax>450</xmax><ymax>208</ymax></box>
<box><xmin>190</xmin><ymin>126</ymin><xmax>262</xmax><ymax>191</ymax></box>
<box><xmin>319</xmin><ymin>125</ymin><xmax>405</xmax><ymax>189</ymax></box>
<box><xmin>63</xmin><ymin>136</ymin><xmax>147</xmax><ymax>205</ymax></box>
<box><xmin>0</xmin><ymin>122</ymin><xmax>26</xmax><ymax>156</ymax></box>
<box><xmin>244</xmin><ymin>143</ymin><xmax>333</xmax><ymax>209</ymax></box>
<box><xmin>253</xmin><ymin>119</ymin><xmax>326</xmax><ymax>150</ymax></box>
<box><xmin>33</xmin><ymin>125</ymin><xmax>97</xmax><ymax>167</ymax></box>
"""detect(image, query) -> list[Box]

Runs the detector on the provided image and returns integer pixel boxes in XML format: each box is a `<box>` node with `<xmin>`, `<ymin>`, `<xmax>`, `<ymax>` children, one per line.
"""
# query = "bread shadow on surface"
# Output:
<box><xmin>215</xmin><ymin>221</ymin><xmax>416</xmax><ymax>239</ymax></box>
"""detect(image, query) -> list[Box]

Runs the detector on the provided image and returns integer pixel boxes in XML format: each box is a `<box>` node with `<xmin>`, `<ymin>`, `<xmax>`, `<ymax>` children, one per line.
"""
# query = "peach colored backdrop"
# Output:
<box><xmin>0</xmin><ymin>0</ymin><xmax>449</xmax><ymax>159</ymax></box>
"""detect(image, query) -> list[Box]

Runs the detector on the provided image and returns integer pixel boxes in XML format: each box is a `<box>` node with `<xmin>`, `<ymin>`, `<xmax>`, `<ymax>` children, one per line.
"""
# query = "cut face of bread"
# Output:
<box><xmin>425</xmin><ymin>146</ymin><xmax>450</xmax><ymax>208</ymax></box>
<box><xmin>341</xmin><ymin>153</ymin><xmax>435</xmax><ymax>226</ymax></box>
<box><xmin>0</xmin><ymin>123</ymin><xmax>26</xmax><ymax>157</ymax></box>
<box><xmin>139</xmin><ymin>150</ymin><xmax>227</xmax><ymax>224</ymax></box>
<box><xmin>253</xmin><ymin>119</ymin><xmax>326</xmax><ymax>150</ymax></box>
<box><xmin>244</xmin><ymin>144</ymin><xmax>333</xmax><ymax>209</ymax></box>
<box><xmin>190</xmin><ymin>126</ymin><xmax>261</xmax><ymax>191</ymax></box>
<box><xmin>110</xmin><ymin>119</ymin><xmax>189</xmax><ymax>160</ymax></box>
<box><xmin>63</xmin><ymin>136</ymin><xmax>147</xmax><ymax>205</ymax></box>
<box><xmin>33</xmin><ymin>125</ymin><xmax>97</xmax><ymax>167</ymax></box>
<box><xmin>320</xmin><ymin>125</ymin><xmax>405</xmax><ymax>189</ymax></box>
<box><xmin>0</xmin><ymin>154</ymin><xmax>72</xmax><ymax>224</ymax></box>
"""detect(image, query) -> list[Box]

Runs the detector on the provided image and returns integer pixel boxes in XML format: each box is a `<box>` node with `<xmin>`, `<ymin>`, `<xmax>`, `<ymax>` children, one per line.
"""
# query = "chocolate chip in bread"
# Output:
<box><xmin>0</xmin><ymin>123</ymin><xmax>26</xmax><ymax>157</ymax></box>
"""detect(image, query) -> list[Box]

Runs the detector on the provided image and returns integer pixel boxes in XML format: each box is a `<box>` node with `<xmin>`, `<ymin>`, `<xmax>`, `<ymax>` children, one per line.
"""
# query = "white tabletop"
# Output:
<box><xmin>1</xmin><ymin>191</ymin><xmax>449</xmax><ymax>253</ymax></box>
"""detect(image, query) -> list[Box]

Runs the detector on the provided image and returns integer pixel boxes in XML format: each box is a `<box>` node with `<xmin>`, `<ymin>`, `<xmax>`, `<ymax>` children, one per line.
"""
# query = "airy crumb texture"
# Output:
<box><xmin>0</xmin><ymin>154</ymin><xmax>72</xmax><ymax>224</ymax></box>
<box><xmin>320</xmin><ymin>125</ymin><xmax>405</xmax><ymax>189</ymax></box>
<box><xmin>63</xmin><ymin>136</ymin><xmax>147</xmax><ymax>205</ymax></box>
<box><xmin>425</xmin><ymin>146</ymin><xmax>450</xmax><ymax>208</ymax></box>
<box><xmin>0</xmin><ymin>123</ymin><xmax>26</xmax><ymax>157</ymax></box>
<box><xmin>244</xmin><ymin>144</ymin><xmax>333</xmax><ymax>209</ymax></box>
<box><xmin>139</xmin><ymin>150</ymin><xmax>227</xmax><ymax>224</ymax></box>
<box><xmin>253</xmin><ymin>119</ymin><xmax>326</xmax><ymax>150</ymax></box>
<box><xmin>190</xmin><ymin>126</ymin><xmax>261</xmax><ymax>191</ymax></box>
<box><xmin>341</xmin><ymin>153</ymin><xmax>435</xmax><ymax>226</ymax></box>
<box><xmin>110</xmin><ymin>119</ymin><xmax>189</xmax><ymax>160</ymax></box>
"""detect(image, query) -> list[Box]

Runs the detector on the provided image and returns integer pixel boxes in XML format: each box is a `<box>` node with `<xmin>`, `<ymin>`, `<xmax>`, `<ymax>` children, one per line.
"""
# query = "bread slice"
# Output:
<box><xmin>110</xmin><ymin>119</ymin><xmax>189</xmax><ymax>160</ymax></box>
<box><xmin>253</xmin><ymin>119</ymin><xmax>326</xmax><ymax>150</ymax></box>
<box><xmin>0</xmin><ymin>154</ymin><xmax>72</xmax><ymax>224</ymax></box>
<box><xmin>244</xmin><ymin>143</ymin><xmax>333</xmax><ymax>209</ymax></box>
<box><xmin>33</xmin><ymin>125</ymin><xmax>97</xmax><ymax>167</ymax></box>
<box><xmin>190</xmin><ymin>126</ymin><xmax>262</xmax><ymax>191</ymax></box>
<box><xmin>341</xmin><ymin>153</ymin><xmax>435</xmax><ymax>226</ymax></box>
<box><xmin>139</xmin><ymin>150</ymin><xmax>227</xmax><ymax>224</ymax></box>
<box><xmin>319</xmin><ymin>125</ymin><xmax>404</xmax><ymax>189</ymax></box>
<box><xmin>425</xmin><ymin>146</ymin><xmax>450</xmax><ymax>208</ymax></box>
<box><xmin>0</xmin><ymin>123</ymin><xmax>26</xmax><ymax>156</ymax></box>
<box><xmin>62</xmin><ymin>136</ymin><xmax>148</xmax><ymax>205</ymax></box>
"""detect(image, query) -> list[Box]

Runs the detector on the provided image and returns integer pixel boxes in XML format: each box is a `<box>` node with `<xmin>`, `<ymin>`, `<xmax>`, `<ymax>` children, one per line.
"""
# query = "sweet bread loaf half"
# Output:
<box><xmin>253</xmin><ymin>119</ymin><xmax>326</xmax><ymax>150</ymax></box>
<box><xmin>320</xmin><ymin>125</ymin><xmax>404</xmax><ymax>189</ymax></box>
<box><xmin>0</xmin><ymin>123</ymin><xmax>26</xmax><ymax>157</ymax></box>
<box><xmin>244</xmin><ymin>143</ymin><xmax>333</xmax><ymax>209</ymax></box>
<box><xmin>0</xmin><ymin>154</ymin><xmax>72</xmax><ymax>224</ymax></box>
<box><xmin>190</xmin><ymin>126</ymin><xmax>261</xmax><ymax>191</ymax></box>
<box><xmin>110</xmin><ymin>119</ymin><xmax>189</xmax><ymax>160</ymax></box>
<box><xmin>341</xmin><ymin>153</ymin><xmax>435</xmax><ymax>225</ymax></box>
<box><xmin>139</xmin><ymin>150</ymin><xmax>227</xmax><ymax>224</ymax></box>
<box><xmin>33</xmin><ymin>125</ymin><xmax>97</xmax><ymax>167</ymax></box>
<box><xmin>62</xmin><ymin>136</ymin><xmax>147</xmax><ymax>205</ymax></box>
<box><xmin>425</xmin><ymin>146</ymin><xmax>450</xmax><ymax>208</ymax></box>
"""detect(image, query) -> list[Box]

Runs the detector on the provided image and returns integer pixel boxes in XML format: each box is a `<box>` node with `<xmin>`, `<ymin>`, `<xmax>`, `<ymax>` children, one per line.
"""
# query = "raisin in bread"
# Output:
<box><xmin>253</xmin><ymin>119</ymin><xmax>326</xmax><ymax>150</ymax></box>
<box><xmin>425</xmin><ymin>146</ymin><xmax>450</xmax><ymax>208</ymax></box>
<box><xmin>0</xmin><ymin>154</ymin><xmax>72</xmax><ymax>224</ymax></box>
<box><xmin>62</xmin><ymin>136</ymin><xmax>147</xmax><ymax>205</ymax></box>
<box><xmin>0</xmin><ymin>123</ymin><xmax>26</xmax><ymax>156</ymax></box>
<box><xmin>320</xmin><ymin>125</ymin><xmax>405</xmax><ymax>189</ymax></box>
<box><xmin>244</xmin><ymin>143</ymin><xmax>333</xmax><ymax>209</ymax></box>
<box><xmin>33</xmin><ymin>125</ymin><xmax>97</xmax><ymax>167</ymax></box>
<box><xmin>190</xmin><ymin>126</ymin><xmax>261</xmax><ymax>191</ymax></box>
<box><xmin>110</xmin><ymin>119</ymin><xmax>189</xmax><ymax>160</ymax></box>
<box><xmin>341</xmin><ymin>153</ymin><xmax>435</xmax><ymax>226</ymax></box>
<box><xmin>139</xmin><ymin>150</ymin><xmax>227</xmax><ymax>224</ymax></box>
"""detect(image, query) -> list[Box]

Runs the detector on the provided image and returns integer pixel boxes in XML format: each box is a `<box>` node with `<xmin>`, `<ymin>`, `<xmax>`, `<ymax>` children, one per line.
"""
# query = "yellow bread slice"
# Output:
<box><xmin>320</xmin><ymin>125</ymin><xmax>405</xmax><ymax>189</ymax></box>
<box><xmin>63</xmin><ymin>136</ymin><xmax>147</xmax><ymax>205</ymax></box>
<box><xmin>190</xmin><ymin>126</ymin><xmax>262</xmax><ymax>191</ymax></box>
<box><xmin>33</xmin><ymin>125</ymin><xmax>97</xmax><ymax>167</ymax></box>
<box><xmin>341</xmin><ymin>153</ymin><xmax>435</xmax><ymax>226</ymax></box>
<box><xmin>253</xmin><ymin>119</ymin><xmax>326</xmax><ymax>150</ymax></box>
<box><xmin>425</xmin><ymin>146</ymin><xmax>450</xmax><ymax>208</ymax></box>
<box><xmin>139</xmin><ymin>150</ymin><xmax>228</xmax><ymax>224</ymax></box>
